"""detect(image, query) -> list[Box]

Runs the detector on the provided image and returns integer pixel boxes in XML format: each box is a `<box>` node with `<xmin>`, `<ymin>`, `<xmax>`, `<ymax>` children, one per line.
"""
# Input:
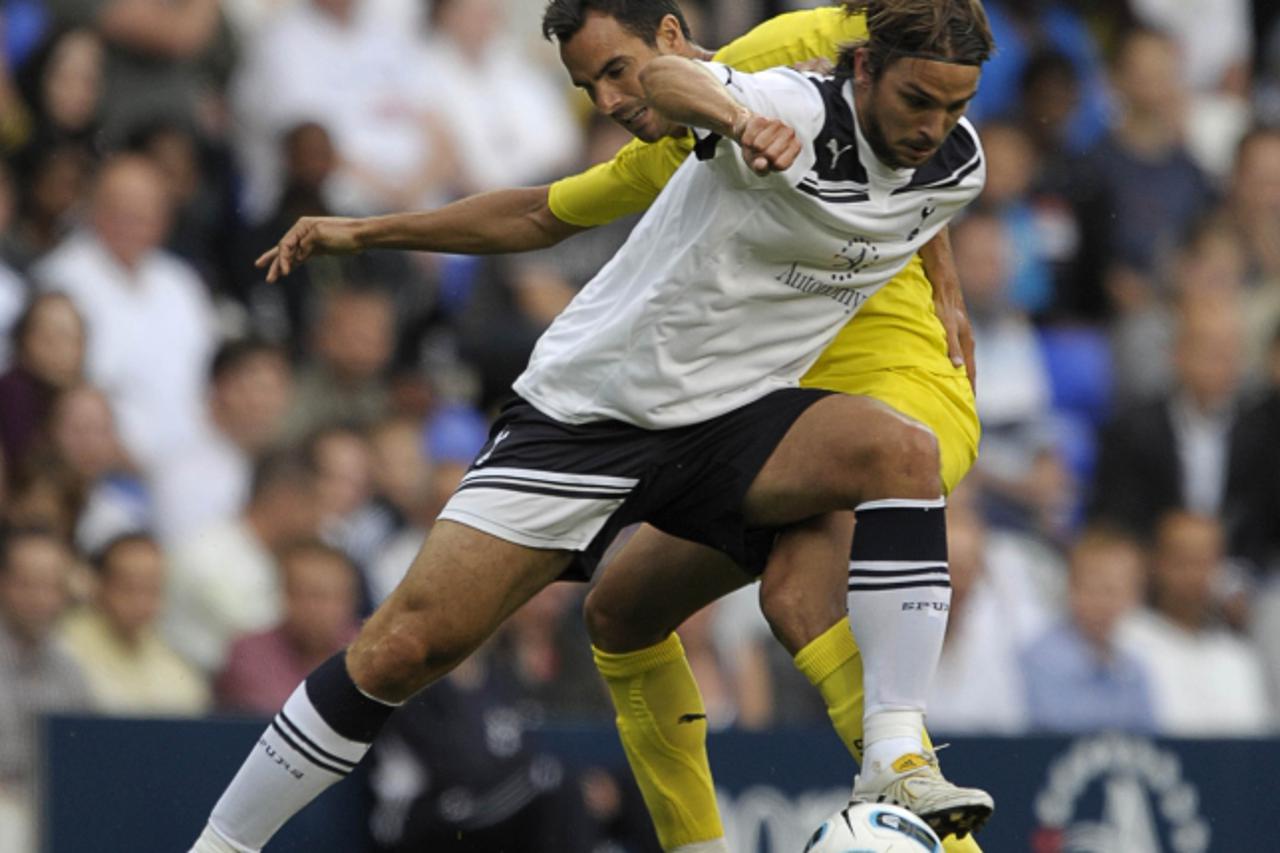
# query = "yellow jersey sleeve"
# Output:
<box><xmin>711</xmin><ymin>6</ymin><xmax>866</xmax><ymax>73</ymax></box>
<box><xmin>547</xmin><ymin>6</ymin><xmax>866</xmax><ymax>228</ymax></box>
<box><xmin>547</xmin><ymin>135</ymin><xmax>694</xmax><ymax>227</ymax></box>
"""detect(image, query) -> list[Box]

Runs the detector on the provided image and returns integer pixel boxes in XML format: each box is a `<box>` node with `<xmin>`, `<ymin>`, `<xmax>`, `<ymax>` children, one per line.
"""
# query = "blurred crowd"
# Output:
<box><xmin>0</xmin><ymin>0</ymin><xmax>1279</xmax><ymax>850</ymax></box>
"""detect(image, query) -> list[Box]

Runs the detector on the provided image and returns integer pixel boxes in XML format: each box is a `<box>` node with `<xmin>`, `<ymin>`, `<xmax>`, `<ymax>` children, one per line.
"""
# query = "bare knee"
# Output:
<box><xmin>863</xmin><ymin>420</ymin><xmax>941</xmax><ymax>500</ymax></box>
<box><xmin>347</xmin><ymin>602</ymin><xmax>475</xmax><ymax>702</ymax></box>
<box><xmin>759</xmin><ymin>564</ymin><xmax>846</xmax><ymax>657</ymax></box>
<box><xmin>584</xmin><ymin>584</ymin><xmax>672</xmax><ymax>653</ymax></box>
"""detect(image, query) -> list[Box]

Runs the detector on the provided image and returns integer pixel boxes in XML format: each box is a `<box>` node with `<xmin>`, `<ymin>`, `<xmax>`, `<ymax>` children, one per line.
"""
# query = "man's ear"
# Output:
<box><xmin>654</xmin><ymin>13</ymin><xmax>686</xmax><ymax>54</ymax></box>
<box><xmin>853</xmin><ymin>47</ymin><xmax>874</xmax><ymax>90</ymax></box>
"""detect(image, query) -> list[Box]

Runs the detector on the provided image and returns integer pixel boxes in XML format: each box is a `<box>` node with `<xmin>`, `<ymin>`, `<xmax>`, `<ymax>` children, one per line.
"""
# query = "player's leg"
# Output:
<box><xmin>758</xmin><ymin>511</ymin><xmax>865</xmax><ymax>751</ymax></box>
<box><xmin>585</xmin><ymin>525</ymin><xmax>756</xmax><ymax>853</ymax></box>
<box><xmin>192</xmin><ymin>521</ymin><xmax>571</xmax><ymax>853</ymax></box>
<box><xmin>743</xmin><ymin>392</ymin><xmax>992</xmax><ymax>838</ymax></box>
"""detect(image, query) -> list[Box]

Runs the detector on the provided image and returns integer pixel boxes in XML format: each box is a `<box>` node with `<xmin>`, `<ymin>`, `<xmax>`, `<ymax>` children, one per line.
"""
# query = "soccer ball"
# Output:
<box><xmin>802</xmin><ymin>802</ymin><xmax>943</xmax><ymax>852</ymax></box>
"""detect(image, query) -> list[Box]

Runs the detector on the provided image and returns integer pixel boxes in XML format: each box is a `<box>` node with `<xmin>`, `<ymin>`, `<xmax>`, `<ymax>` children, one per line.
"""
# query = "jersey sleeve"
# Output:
<box><xmin>547</xmin><ymin>135</ymin><xmax>694</xmax><ymax>227</ymax></box>
<box><xmin>712</xmin><ymin>6</ymin><xmax>867</xmax><ymax>71</ymax></box>
<box><xmin>691</xmin><ymin>62</ymin><xmax>822</xmax><ymax>189</ymax></box>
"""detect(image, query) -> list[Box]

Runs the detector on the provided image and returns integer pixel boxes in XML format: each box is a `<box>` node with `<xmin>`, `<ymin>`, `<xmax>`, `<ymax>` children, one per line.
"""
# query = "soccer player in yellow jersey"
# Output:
<box><xmin>257</xmin><ymin>3</ymin><xmax>987</xmax><ymax>850</ymax></box>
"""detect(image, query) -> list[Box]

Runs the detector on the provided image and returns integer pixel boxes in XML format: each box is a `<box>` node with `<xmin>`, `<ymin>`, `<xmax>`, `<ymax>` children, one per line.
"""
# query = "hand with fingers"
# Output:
<box><xmin>732</xmin><ymin>109</ymin><xmax>802</xmax><ymax>176</ymax></box>
<box><xmin>933</xmin><ymin>285</ymin><xmax>977</xmax><ymax>392</ymax></box>
<box><xmin>254</xmin><ymin>216</ymin><xmax>363</xmax><ymax>282</ymax></box>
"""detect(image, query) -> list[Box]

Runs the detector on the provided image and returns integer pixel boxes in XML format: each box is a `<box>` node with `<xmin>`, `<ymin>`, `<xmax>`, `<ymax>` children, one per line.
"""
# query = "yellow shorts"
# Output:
<box><xmin>800</xmin><ymin>365</ymin><xmax>980</xmax><ymax>495</ymax></box>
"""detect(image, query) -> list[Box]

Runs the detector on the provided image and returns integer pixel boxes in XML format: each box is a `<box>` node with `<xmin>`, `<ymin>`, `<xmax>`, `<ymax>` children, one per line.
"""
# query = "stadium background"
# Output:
<box><xmin>0</xmin><ymin>0</ymin><xmax>1278</xmax><ymax>850</ymax></box>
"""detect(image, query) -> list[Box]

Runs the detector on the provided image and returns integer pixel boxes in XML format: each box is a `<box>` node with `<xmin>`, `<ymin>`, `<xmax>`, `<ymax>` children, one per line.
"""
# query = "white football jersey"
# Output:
<box><xmin>515</xmin><ymin>62</ymin><xmax>984</xmax><ymax>428</ymax></box>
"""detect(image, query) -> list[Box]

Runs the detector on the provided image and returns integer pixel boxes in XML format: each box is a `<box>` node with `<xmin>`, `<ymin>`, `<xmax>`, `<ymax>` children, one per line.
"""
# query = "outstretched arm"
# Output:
<box><xmin>639</xmin><ymin>56</ymin><xmax>801</xmax><ymax>175</ymax></box>
<box><xmin>256</xmin><ymin>185</ymin><xmax>586</xmax><ymax>282</ymax></box>
<box><xmin>919</xmin><ymin>226</ymin><xmax>976</xmax><ymax>390</ymax></box>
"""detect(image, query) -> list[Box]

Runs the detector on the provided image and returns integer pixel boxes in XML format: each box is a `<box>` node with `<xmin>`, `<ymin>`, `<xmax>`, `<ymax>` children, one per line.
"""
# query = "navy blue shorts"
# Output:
<box><xmin>438</xmin><ymin>388</ymin><xmax>832</xmax><ymax>580</ymax></box>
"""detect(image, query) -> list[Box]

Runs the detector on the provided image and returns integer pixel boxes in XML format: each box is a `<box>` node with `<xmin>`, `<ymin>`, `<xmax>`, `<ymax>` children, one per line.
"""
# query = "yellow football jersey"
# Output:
<box><xmin>547</xmin><ymin>6</ymin><xmax>978</xmax><ymax>490</ymax></box>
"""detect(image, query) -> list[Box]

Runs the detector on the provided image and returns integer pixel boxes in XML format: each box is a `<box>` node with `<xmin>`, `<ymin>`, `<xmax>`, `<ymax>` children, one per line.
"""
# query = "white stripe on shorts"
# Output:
<box><xmin>441</xmin><ymin>468</ymin><xmax>638</xmax><ymax>552</ymax></box>
<box><xmin>461</xmin><ymin>467</ymin><xmax>638</xmax><ymax>491</ymax></box>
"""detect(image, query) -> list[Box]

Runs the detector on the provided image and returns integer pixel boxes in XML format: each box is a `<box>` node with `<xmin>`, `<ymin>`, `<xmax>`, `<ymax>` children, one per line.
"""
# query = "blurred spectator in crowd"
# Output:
<box><xmin>0</xmin><ymin>33</ymin><xmax>37</xmax><ymax>148</ymax></box>
<box><xmin>61</xmin><ymin>532</ymin><xmax>208</xmax><ymax>714</ymax></box>
<box><xmin>150</xmin><ymin>338</ymin><xmax>293</xmax><ymax>542</ymax></box>
<box><xmin>415</xmin><ymin>0</ymin><xmax>578</xmax><ymax>195</ymax></box>
<box><xmin>308</xmin><ymin>424</ymin><xmax>374</xmax><ymax>554</ymax></box>
<box><xmin>1017</xmin><ymin>49</ymin><xmax>1083</xmax><ymax>172</ymax></box>
<box><xmin>4</xmin><ymin>142</ymin><xmax>93</xmax><ymax>271</ymax></box>
<box><xmin>283</xmin><ymin>283</ymin><xmax>394</xmax><ymax>442</ymax></box>
<box><xmin>242</xmin><ymin>121</ymin><xmax>341</xmax><ymax>347</ymax></box>
<box><xmin>1111</xmin><ymin>216</ymin><xmax>1247</xmax><ymax>404</ymax></box>
<box><xmin>0</xmin><ymin>292</ymin><xmax>84</xmax><ymax>465</ymax></box>
<box><xmin>0</xmin><ymin>166</ymin><xmax>25</xmax><ymax>364</ymax></box>
<box><xmin>3</xmin><ymin>453</ymin><xmax>85</xmax><ymax>543</ymax></box>
<box><xmin>126</xmin><ymin>119</ymin><xmax>235</xmax><ymax>297</ymax></box>
<box><xmin>953</xmin><ymin>212</ymin><xmax>1073</xmax><ymax>537</ymax></box>
<box><xmin>216</xmin><ymin>539</ymin><xmax>358</xmax><ymax>715</ymax></box>
<box><xmin>974</xmin><ymin>121</ymin><xmax>1054</xmax><ymax>314</ymax></box>
<box><xmin>1129</xmin><ymin>0</ymin><xmax>1251</xmax><ymax>96</ymax></box>
<box><xmin>1226</xmin><ymin>322</ymin><xmax>1280</xmax><ymax>574</ymax></box>
<box><xmin>1074</xmin><ymin>27</ymin><xmax>1214</xmax><ymax>319</ymax></box>
<box><xmin>366</xmin><ymin>645</ymin><xmax>597</xmax><ymax>853</ymax></box>
<box><xmin>0</xmin><ymin>528</ymin><xmax>89</xmax><ymax>851</ymax></box>
<box><xmin>42</xmin><ymin>0</ymin><xmax>226</xmax><ymax>145</ymax></box>
<box><xmin>355</xmin><ymin>415</ymin><xmax>434</xmax><ymax>603</ymax></box>
<box><xmin>33</xmin><ymin>154</ymin><xmax>218</xmax><ymax>471</ymax></box>
<box><xmin>10</xmin><ymin>28</ymin><xmax>102</xmax><ymax>174</ymax></box>
<box><xmin>926</xmin><ymin>487</ymin><xmax>1052</xmax><ymax>735</ymax></box>
<box><xmin>967</xmin><ymin>0</ymin><xmax>1110</xmax><ymax>155</ymax></box>
<box><xmin>1222</xmin><ymin>127</ymin><xmax>1280</xmax><ymax>365</ymax></box>
<box><xmin>46</xmin><ymin>383</ymin><xmax>150</xmax><ymax>553</ymax></box>
<box><xmin>163</xmin><ymin>449</ymin><xmax>320</xmax><ymax>674</ymax></box>
<box><xmin>1021</xmin><ymin>527</ymin><xmax>1156</xmax><ymax>734</ymax></box>
<box><xmin>1127</xmin><ymin>1</ymin><xmax>1253</xmax><ymax>178</ymax></box>
<box><xmin>231</xmin><ymin>0</ymin><xmax>443</xmax><ymax>219</ymax></box>
<box><xmin>1257</xmin><ymin>20</ymin><xmax>1280</xmax><ymax>124</ymax></box>
<box><xmin>361</xmin><ymin>407</ymin><xmax>490</xmax><ymax>605</ymax></box>
<box><xmin>1121</xmin><ymin>511</ymin><xmax>1273</xmax><ymax>735</ymax></box>
<box><xmin>490</xmin><ymin>584</ymin><xmax>610</xmax><ymax>724</ymax></box>
<box><xmin>1091</xmin><ymin>289</ymin><xmax>1249</xmax><ymax>538</ymax></box>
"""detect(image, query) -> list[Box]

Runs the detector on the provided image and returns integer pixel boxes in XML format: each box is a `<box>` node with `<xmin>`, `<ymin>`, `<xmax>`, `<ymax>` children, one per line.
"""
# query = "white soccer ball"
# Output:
<box><xmin>802</xmin><ymin>802</ymin><xmax>943</xmax><ymax>853</ymax></box>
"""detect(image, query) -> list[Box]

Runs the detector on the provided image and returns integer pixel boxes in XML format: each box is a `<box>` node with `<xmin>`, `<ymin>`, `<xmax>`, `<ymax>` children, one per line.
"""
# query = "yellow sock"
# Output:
<box><xmin>593</xmin><ymin>634</ymin><xmax>723</xmax><ymax>850</ymax></box>
<box><xmin>794</xmin><ymin>619</ymin><xmax>865</xmax><ymax>761</ymax></box>
<box><xmin>793</xmin><ymin>621</ymin><xmax>982</xmax><ymax>853</ymax></box>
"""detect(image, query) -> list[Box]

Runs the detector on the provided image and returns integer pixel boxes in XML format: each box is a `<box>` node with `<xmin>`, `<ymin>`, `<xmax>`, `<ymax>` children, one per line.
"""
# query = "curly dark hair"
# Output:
<box><xmin>839</xmin><ymin>0</ymin><xmax>995</xmax><ymax>80</ymax></box>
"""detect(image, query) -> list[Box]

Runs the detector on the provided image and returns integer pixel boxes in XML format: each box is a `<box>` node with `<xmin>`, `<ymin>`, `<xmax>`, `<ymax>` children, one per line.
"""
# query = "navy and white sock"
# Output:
<box><xmin>844</xmin><ymin>497</ymin><xmax>950</xmax><ymax>773</ymax></box>
<box><xmin>199</xmin><ymin>653</ymin><xmax>398</xmax><ymax>852</ymax></box>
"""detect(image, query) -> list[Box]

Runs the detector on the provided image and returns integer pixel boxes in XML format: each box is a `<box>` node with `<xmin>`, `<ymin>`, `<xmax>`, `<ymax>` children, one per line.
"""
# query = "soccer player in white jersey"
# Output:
<box><xmin>191</xmin><ymin>3</ymin><xmax>993</xmax><ymax>851</ymax></box>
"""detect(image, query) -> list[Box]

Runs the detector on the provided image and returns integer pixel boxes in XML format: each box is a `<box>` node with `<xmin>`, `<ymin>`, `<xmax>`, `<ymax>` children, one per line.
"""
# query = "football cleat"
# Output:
<box><xmin>851</xmin><ymin>751</ymin><xmax>994</xmax><ymax>839</ymax></box>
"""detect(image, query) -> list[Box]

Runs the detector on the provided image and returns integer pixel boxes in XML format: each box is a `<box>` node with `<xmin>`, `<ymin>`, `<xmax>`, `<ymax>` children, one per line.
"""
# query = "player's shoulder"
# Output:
<box><xmin>609</xmin><ymin>133</ymin><xmax>693</xmax><ymax>177</ymax></box>
<box><xmin>714</xmin><ymin>7</ymin><xmax>867</xmax><ymax>71</ymax></box>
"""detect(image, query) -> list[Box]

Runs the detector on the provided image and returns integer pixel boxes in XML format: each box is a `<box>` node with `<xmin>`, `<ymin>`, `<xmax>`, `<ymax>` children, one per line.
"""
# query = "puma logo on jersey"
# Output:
<box><xmin>826</xmin><ymin>138</ymin><xmax>855</xmax><ymax>170</ymax></box>
<box><xmin>677</xmin><ymin>713</ymin><xmax>708</xmax><ymax>725</ymax></box>
<box><xmin>474</xmin><ymin>428</ymin><xmax>510</xmax><ymax>467</ymax></box>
